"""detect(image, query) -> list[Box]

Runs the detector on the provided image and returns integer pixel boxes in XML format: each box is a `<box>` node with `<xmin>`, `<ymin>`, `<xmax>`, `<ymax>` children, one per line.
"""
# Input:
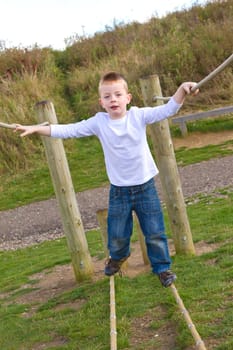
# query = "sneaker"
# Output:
<box><xmin>158</xmin><ymin>270</ymin><xmax>177</xmax><ymax>287</ymax></box>
<box><xmin>104</xmin><ymin>255</ymin><xmax>130</xmax><ymax>276</ymax></box>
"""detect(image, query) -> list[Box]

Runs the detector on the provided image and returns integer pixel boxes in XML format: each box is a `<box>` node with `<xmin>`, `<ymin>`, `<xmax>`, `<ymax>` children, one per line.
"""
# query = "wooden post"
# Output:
<box><xmin>96</xmin><ymin>209</ymin><xmax>109</xmax><ymax>258</ymax></box>
<box><xmin>139</xmin><ymin>75</ymin><xmax>195</xmax><ymax>255</ymax></box>
<box><xmin>35</xmin><ymin>100</ymin><xmax>93</xmax><ymax>281</ymax></box>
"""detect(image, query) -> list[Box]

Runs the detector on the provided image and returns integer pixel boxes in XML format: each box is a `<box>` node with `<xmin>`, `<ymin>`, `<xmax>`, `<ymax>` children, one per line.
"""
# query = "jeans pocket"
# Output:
<box><xmin>140</xmin><ymin>186</ymin><xmax>162</xmax><ymax>214</ymax></box>
<box><xmin>109</xmin><ymin>186</ymin><xmax>127</xmax><ymax>217</ymax></box>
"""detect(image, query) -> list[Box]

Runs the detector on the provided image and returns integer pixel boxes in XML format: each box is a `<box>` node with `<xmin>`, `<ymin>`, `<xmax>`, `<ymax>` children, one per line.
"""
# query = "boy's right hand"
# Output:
<box><xmin>14</xmin><ymin>124</ymin><xmax>37</xmax><ymax>137</ymax></box>
<box><xmin>14</xmin><ymin>124</ymin><xmax>51</xmax><ymax>137</ymax></box>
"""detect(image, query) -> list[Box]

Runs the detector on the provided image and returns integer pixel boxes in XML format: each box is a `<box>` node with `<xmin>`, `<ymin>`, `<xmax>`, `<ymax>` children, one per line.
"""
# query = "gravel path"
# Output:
<box><xmin>1</xmin><ymin>155</ymin><xmax>233</xmax><ymax>250</ymax></box>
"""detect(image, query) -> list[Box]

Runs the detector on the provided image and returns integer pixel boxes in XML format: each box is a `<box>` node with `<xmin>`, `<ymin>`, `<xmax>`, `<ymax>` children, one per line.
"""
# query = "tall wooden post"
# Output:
<box><xmin>35</xmin><ymin>101</ymin><xmax>93</xmax><ymax>281</ymax></box>
<box><xmin>139</xmin><ymin>75</ymin><xmax>195</xmax><ymax>255</ymax></box>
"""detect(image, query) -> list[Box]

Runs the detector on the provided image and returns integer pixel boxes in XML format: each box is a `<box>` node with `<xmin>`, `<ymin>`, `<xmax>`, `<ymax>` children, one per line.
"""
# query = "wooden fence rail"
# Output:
<box><xmin>172</xmin><ymin>105</ymin><xmax>233</xmax><ymax>136</ymax></box>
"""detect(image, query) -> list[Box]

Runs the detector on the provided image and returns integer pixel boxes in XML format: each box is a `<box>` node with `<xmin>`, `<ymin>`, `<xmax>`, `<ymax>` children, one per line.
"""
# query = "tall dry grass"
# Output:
<box><xmin>0</xmin><ymin>49</ymin><xmax>71</xmax><ymax>174</ymax></box>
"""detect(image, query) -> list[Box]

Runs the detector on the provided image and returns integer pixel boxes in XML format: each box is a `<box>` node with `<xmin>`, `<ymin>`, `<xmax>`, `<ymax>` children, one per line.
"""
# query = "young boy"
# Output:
<box><xmin>15</xmin><ymin>71</ymin><xmax>198</xmax><ymax>287</ymax></box>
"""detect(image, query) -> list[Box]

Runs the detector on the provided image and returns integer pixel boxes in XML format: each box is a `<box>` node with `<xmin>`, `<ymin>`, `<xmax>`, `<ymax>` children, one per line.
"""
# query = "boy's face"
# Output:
<box><xmin>99</xmin><ymin>80</ymin><xmax>132</xmax><ymax>119</ymax></box>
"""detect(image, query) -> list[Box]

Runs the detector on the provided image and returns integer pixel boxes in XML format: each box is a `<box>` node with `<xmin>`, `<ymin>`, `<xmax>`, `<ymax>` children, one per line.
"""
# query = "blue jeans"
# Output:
<box><xmin>107</xmin><ymin>178</ymin><xmax>171</xmax><ymax>274</ymax></box>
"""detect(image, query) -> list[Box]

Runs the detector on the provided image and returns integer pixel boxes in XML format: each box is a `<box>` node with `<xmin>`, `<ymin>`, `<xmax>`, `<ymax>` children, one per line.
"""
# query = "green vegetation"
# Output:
<box><xmin>170</xmin><ymin>114</ymin><xmax>233</xmax><ymax>138</ymax></box>
<box><xmin>0</xmin><ymin>190</ymin><xmax>233</xmax><ymax>349</ymax></box>
<box><xmin>0</xmin><ymin>2</ymin><xmax>233</xmax><ymax>349</ymax></box>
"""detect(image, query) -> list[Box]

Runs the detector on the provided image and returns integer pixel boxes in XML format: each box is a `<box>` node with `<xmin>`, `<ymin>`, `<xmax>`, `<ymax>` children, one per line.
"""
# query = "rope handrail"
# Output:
<box><xmin>153</xmin><ymin>53</ymin><xmax>233</xmax><ymax>102</ymax></box>
<box><xmin>0</xmin><ymin>121</ymin><xmax>49</xmax><ymax>129</ymax></box>
<box><xmin>0</xmin><ymin>122</ymin><xmax>18</xmax><ymax>129</ymax></box>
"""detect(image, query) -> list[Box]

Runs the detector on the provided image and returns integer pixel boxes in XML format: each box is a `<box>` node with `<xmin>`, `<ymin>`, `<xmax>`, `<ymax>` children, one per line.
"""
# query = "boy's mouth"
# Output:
<box><xmin>111</xmin><ymin>105</ymin><xmax>119</xmax><ymax>110</ymax></box>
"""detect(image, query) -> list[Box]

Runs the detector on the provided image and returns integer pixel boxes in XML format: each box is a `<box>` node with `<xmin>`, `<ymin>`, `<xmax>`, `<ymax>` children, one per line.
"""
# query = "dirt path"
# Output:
<box><xmin>172</xmin><ymin>130</ymin><xmax>233</xmax><ymax>149</ymax></box>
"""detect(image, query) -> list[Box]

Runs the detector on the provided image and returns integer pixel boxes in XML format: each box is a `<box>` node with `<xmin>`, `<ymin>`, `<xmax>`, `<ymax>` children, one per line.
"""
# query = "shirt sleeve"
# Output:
<box><xmin>140</xmin><ymin>97</ymin><xmax>182</xmax><ymax>124</ymax></box>
<box><xmin>50</xmin><ymin>115</ymin><xmax>99</xmax><ymax>139</ymax></box>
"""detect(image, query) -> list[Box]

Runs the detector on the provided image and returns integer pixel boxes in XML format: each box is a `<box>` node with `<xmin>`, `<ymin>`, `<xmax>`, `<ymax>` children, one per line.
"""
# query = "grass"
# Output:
<box><xmin>175</xmin><ymin>139</ymin><xmax>233</xmax><ymax>166</ymax></box>
<box><xmin>170</xmin><ymin>114</ymin><xmax>233</xmax><ymax>138</ymax></box>
<box><xmin>0</xmin><ymin>189</ymin><xmax>233</xmax><ymax>349</ymax></box>
<box><xmin>0</xmin><ymin>124</ymin><xmax>233</xmax><ymax>348</ymax></box>
<box><xmin>0</xmin><ymin>119</ymin><xmax>233</xmax><ymax>349</ymax></box>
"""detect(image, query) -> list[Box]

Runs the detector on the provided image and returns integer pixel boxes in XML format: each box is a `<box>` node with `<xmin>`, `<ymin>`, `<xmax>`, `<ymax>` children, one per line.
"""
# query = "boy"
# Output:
<box><xmin>15</xmin><ymin>71</ymin><xmax>198</xmax><ymax>287</ymax></box>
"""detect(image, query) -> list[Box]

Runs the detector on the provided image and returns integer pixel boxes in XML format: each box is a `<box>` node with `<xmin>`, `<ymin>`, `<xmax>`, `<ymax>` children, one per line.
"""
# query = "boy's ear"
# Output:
<box><xmin>127</xmin><ymin>93</ymin><xmax>132</xmax><ymax>104</ymax></box>
<box><xmin>99</xmin><ymin>98</ymin><xmax>103</xmax><ymax>108</ymax></box>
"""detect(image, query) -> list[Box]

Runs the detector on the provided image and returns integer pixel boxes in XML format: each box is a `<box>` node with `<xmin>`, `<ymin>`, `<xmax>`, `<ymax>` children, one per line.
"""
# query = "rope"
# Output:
<box><xmin>0</xmin><ymin>122</ymin><xmax>17</xmax><ymax>129</ymax></box>
<box><xmin>0</xmin><ymin>121</ymin><xmax>49</xmax><ymax>129</ymax></box>
<box><xmin>153</xmin><ymin>53</ymin><xmax>233</xmax><ymax>101</ymax></box>
<box><xmin>110</xmin><ymin>275</ymin><xmax>117</xmax><ymax>350</ymax></box>
<box><xmin>191</xmin><ymin>53</ymin><xmax>233</xmax><ymax>93</ymax></box>
<box><xmin>170</xmin><ymin>284</ymin><xmax>207</xmax><ymax>350</ymax></box>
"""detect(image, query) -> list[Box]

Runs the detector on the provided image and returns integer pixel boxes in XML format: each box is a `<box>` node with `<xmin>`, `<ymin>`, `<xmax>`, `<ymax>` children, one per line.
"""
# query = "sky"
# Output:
<box><xmin>1</xmin><ymin>0</ymin><xmax>210</xmax><ymax>51</ymax></box>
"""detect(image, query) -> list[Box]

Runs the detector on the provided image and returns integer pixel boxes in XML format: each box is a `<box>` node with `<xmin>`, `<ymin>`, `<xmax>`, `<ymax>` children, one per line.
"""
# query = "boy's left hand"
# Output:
<box><xmin>182</xmin><ymin>82</ymin><xmax>199</xmax><ymax>96</ymax></box>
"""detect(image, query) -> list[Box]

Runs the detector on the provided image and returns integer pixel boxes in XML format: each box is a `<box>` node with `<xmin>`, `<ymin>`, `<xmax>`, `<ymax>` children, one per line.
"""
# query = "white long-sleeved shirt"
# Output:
<box><xmin>51</xmin><ymin>97</ymin><xmax>181</xmax><ymax>186</ymax></box>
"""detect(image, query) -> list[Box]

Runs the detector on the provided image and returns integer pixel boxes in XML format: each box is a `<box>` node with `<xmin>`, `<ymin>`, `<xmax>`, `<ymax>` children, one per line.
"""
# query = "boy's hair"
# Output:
<box><xmin>98</xmin><ymin>71</ymin><xmax>128</xmax><ymax>93</ymax></box>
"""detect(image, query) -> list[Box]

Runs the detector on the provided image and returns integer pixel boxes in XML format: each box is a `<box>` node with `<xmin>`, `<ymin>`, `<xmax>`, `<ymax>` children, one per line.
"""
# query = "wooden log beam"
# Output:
<box><xmin>170</xmin><ymin>284</ymin><xmax>207</xmax><ymax>350</ymax></box>
<box><xmin>110</xmin><ymin>276</ymin><xmax>117</xmax><ymax>350</ymax></box>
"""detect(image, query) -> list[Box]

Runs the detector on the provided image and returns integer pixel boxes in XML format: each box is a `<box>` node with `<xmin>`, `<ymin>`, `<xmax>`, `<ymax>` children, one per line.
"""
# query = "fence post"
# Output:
<box><xmin>96</xmin><ymin>209</ymin><xmax>109</xmax><ymax>258</ymax></box>
<box><xmin>139</xmin><ymin>75</ymin><xmax>195</xmax><ymax>255</ymax></box>
<box><xmin>34</xmin><ymin>100</ymin><xmax>94</xmax><ymax>281</ymax></box>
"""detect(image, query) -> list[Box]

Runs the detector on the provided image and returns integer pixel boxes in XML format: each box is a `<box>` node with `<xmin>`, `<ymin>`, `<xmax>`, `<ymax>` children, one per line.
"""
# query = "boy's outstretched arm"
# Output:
<box><xmin>173</xmin><ymin>82</ymin><xmax>199</xmax><ymax>104</ymax></box>
<box><xmin>14</xmin><ymin>124</ymin><xmax>51</xmax><ymax>137</ymax></box>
